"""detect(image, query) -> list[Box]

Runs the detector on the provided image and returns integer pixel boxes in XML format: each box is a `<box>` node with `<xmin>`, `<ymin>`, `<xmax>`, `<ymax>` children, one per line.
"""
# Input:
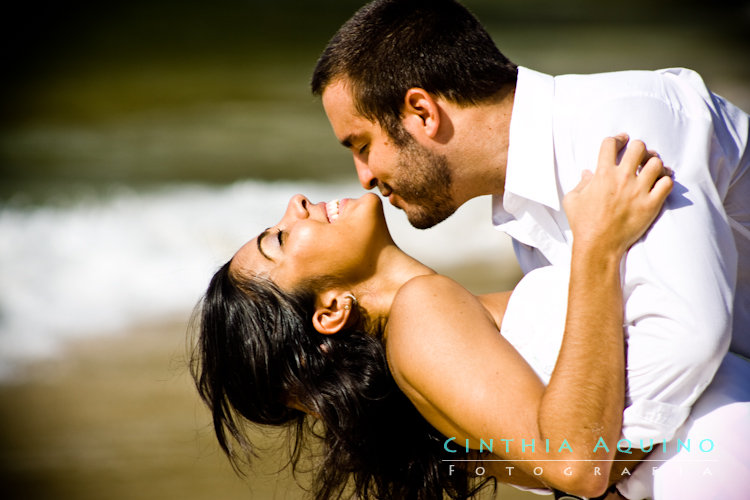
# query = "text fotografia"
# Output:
<box><xmin>443</xmin><ymin>436</ymin><xmax>715</xmax><ymax>455</ymax></box>
<box><xmin>446</xmin><ymin>462</ymin><xmax>716</xmax><ymax>480</ymax></box>
<box><xmin>443</xmin><ymin>437</ymin><xmax>717</xmax><ymax>480</ymax></box>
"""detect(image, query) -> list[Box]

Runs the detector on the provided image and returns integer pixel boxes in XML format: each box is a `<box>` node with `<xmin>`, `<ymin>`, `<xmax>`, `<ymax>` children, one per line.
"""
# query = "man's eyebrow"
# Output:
<box><xmin>257</xmin><ymin>228</ymin><xmax>274</xmax><ymax>262</ymax></box>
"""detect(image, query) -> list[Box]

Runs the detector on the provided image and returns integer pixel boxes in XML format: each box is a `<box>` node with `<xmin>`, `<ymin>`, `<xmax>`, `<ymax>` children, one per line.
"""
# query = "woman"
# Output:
<box><xmin>190</xmin><ymin>137</ymin><xmax>744</xmax><ymax>499</ymax></box>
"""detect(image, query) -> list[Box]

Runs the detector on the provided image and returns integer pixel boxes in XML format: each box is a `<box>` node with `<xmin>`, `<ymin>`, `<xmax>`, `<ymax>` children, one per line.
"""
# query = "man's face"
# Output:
<box><xmin>322</xmin><ymin>79</ymin><xmax>459</xmax><ymax>229</ymax></box>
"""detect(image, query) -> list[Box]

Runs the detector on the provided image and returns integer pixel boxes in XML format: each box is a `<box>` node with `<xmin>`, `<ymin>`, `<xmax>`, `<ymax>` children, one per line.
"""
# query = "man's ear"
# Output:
<box><xmin>403</xmin><ymin>87</ymin><xmax>441</xmax><ymax>139</ymax></box>
<box><xmin>312</xmin><ymin>290</ymin><xmax>356</xmax><ymax>335</ymax></box>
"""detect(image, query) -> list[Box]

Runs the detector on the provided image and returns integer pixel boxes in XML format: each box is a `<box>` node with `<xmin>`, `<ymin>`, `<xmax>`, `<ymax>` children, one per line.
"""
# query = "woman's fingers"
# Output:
<box><xmin>649</xmin><ymin>174</ymin><xmax>674</xmax><ymax>207</ymax></box>
<box><xmin>636</xmin><ymin>155</ymin><xmax>666</xmax><ymax>188</ymax></box>
<box><xmin>607</xmin><ymin>135</ymin><xmax>673</xmax><ymax>194</ymax></box>
<box><xmin>619</xmin><ymin>139</ymin><xmax>648</xmax><ymax>176</ymax></box>
<box><xmin>635</xmin><ymin>150</ymin><xmax>674</xmax><ymax>198</ymax></box>
<box><xmin>598</xmin><ymin>133</ymin><xmax>630</xmax><ymax>169</ymax></box>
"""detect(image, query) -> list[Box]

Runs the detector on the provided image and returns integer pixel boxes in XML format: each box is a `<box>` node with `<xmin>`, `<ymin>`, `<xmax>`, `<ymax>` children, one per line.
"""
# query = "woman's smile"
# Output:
<box><xmin>326</xmin><ymin>199</ymin><xmax>341</xmax><ymax>222</ymax></box>
<box><xmin>325</xmin><ymin>198</ymin><xmax>352</xmax><ymax>222</ymax></box>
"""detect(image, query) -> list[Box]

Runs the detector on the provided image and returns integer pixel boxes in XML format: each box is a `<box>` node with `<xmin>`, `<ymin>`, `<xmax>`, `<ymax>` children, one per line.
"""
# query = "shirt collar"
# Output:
<box><xmin>496</xmin><ymin>67</ymin><xmax>560</xmax><ymax>217</ymax></box>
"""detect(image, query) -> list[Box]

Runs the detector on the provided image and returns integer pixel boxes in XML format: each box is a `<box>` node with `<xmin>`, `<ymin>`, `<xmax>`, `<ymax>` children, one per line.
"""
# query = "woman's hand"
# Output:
<box><xmin>563</xmin><ymin>134</ymin><xmax>673</xmax><ymax>256</ymax></box>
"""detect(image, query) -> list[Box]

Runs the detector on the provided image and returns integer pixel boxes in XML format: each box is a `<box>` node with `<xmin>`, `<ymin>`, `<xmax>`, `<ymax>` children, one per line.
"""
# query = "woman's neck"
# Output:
<box><xmin>352</xmin><ymin>244</ymin><xmax>435</xmax><ymax>322</ymax></box>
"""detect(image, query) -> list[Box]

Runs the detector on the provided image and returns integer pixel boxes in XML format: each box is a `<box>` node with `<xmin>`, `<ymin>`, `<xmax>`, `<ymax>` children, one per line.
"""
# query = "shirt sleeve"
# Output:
<box><xmin>619</xmin><ymin>178</ymin><xmax>735</xmax><ymax>442</ymax></box>
<box><xmin>567</xmin><ymin>75</ymin><xmax>737</xmax><ymax>443</ymax></box>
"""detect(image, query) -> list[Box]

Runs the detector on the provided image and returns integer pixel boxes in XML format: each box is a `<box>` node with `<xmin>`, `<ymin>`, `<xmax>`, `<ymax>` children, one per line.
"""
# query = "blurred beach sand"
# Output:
<box><xmin>0</xmin><ymin>319</ymin><xmax>317</xmax><ymax>500</ymax></box>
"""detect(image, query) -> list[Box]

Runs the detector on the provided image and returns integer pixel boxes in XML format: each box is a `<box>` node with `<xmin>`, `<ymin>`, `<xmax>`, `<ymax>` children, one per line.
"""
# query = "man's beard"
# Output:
<box><xmin>392</xmin><ymin>137</ymin><xmax>458</xmax><ymax>230</ymax></box>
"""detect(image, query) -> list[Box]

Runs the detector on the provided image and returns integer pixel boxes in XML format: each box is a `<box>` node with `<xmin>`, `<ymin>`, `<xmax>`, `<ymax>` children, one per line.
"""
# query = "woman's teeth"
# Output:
<box><xmin>326</xmin><ymin>200</ymin><xmax>340</xmax><ymax>222</ymax></box>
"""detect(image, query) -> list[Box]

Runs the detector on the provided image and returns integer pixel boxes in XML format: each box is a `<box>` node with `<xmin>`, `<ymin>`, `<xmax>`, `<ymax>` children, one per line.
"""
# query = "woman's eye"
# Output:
<box><xmin>276</xmin><ymin>229</ymin><xmax>285</xmax><ymax>247</ymax></box>
<box><xmin>359</xmin><ymin>144</ymin><xmax>368</xmax><ymax>155</ymax></box>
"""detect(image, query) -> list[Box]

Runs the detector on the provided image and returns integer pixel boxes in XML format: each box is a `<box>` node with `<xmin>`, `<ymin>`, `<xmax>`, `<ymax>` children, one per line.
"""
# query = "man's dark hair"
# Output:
<box><xmin>311</xmin><ymin>0</ymin><xmax>517</xmax><ymax>141</ymax></box>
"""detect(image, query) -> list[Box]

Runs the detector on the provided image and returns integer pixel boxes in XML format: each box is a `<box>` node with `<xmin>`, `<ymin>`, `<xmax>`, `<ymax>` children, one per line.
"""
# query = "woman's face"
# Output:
<box><xmin>231</xmin><ymin>192</ymin><xmax>392</xmax><ymax>291</ymax></box>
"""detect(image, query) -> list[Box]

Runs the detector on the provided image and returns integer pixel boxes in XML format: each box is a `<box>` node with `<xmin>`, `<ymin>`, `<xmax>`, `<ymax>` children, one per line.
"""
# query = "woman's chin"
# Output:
<box><xmin>361</xmin><ymin>192</ymin><xmax>383</xmax><ymax>205</ymax></box>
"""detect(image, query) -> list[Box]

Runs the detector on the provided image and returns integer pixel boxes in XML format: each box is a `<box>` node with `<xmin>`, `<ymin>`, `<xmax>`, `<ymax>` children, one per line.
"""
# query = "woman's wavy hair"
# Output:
<box><xmin>190</xmin><ymin>261</ymin><xmax>492</xmax><ymax>499</ymax></box>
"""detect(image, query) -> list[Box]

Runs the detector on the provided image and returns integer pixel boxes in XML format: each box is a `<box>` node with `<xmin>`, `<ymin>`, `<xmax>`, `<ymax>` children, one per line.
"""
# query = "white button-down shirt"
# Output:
<box><xmin>500</xmin><ymin>265</ymin><xmax>750</xmax><ymax>499</ymax></box>
<box><xmin>493</xmin><ymin>66</ymin><xmax>750</xmax><ymax>442</ymax></box>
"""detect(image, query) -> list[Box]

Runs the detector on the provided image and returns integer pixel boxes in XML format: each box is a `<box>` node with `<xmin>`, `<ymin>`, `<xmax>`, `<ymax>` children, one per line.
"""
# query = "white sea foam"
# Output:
<box><xmin>0</xmin><ymin>180</ymin><xmax>514</xmax><ymax>378</ymax></box>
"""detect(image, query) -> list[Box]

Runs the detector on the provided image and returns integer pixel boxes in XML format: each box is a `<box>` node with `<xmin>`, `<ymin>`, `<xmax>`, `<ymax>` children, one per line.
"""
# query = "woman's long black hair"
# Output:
<box><xmin>190</xmin><ymin>261</ymin><xmax>493</xmax><ymax>499</ymax></box>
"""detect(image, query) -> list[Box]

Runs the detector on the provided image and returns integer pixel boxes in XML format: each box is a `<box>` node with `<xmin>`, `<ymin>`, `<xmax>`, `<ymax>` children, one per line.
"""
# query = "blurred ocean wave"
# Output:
<box><xmin>0</xmin><ymin>180</ymin><xmax>514</xmax><ymax>377</ymax></box>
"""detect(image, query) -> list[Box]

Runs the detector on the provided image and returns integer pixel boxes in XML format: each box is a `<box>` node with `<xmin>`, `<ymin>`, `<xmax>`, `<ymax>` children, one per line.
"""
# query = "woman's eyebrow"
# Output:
<box><xmin>257</xmin><ymin>228</ymin><xmax>274</xmax><ymax>262</ymax></box>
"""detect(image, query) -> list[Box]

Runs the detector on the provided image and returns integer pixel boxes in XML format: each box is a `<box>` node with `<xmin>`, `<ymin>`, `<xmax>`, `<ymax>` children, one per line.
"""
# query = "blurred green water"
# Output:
<box><xmin>1</xmin><ymin>0</ymin><xmax>748</xmax><ymax>202</ymax></box>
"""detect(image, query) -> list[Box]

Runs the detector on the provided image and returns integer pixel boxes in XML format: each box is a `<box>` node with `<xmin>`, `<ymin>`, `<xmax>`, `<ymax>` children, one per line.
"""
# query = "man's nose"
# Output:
<box><xmin>354</xmin><ymin>161</ymin><xmax>377</xmax><ymax>190</ymax></box>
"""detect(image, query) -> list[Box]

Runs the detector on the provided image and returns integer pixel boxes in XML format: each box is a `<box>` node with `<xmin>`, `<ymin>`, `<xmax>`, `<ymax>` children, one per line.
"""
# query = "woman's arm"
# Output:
<box><xmin>387</xmin><ymin>136</ymin><xmax>672</xmax><ymax>497</ymax></box>
<box><xmin>540</xmin><ymin>135</ymin><xmax>672</xmax><ymax>484</ymax></box>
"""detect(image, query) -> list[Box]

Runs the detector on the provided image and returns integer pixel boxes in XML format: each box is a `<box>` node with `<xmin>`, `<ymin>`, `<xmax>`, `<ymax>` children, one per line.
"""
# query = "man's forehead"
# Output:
<box><xmin>322</xmin><ymin>81</ymin><xmax>374</xmax><ymax>142</ymax></box>
<box><xmin>322</xmin><ymin>77</ymin><xmax>354</xmax><ymax>102</ymax></box>
<box><xmin>322</xmin><ymin>79</ymin><xmax>361</xmax><ymax>119</ymax></box>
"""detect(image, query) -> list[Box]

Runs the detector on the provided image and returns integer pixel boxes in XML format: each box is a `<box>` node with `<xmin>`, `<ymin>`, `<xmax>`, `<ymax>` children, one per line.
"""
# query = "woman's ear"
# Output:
<box><xmin>312</xmin><ymin>290</ymin><xmax>356</xmax><ymax>335</ymax></box>
<box><xmin>403</xmin><ymin>87</ymin><xmax>441</xmax><ymax>139</ymax></box>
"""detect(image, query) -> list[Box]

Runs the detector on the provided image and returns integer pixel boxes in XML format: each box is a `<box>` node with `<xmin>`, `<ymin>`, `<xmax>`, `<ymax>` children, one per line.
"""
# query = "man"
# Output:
<box><xmin>311</xmin><ymin>0</ymin><xmax>750</xmax><ymax>497</ymax></box>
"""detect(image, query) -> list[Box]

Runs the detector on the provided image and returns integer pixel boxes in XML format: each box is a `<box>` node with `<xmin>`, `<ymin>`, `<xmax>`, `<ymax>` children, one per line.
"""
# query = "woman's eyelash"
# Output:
<box><xmin>276</xmin><ymin>228</ymin><xmax>284</xmax><ymax>246</ymax></box>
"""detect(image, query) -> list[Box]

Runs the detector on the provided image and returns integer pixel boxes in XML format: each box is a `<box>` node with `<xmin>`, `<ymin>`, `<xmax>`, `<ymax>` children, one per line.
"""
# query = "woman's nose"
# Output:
<box><xmin>283</xmin><ymin>194</ymin><xmax>310</xmax><ymax>221</ymax></box>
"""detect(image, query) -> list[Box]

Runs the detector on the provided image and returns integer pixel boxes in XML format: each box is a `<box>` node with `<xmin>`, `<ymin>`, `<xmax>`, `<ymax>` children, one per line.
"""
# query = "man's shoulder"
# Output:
<box><xmin>554</xmin><ymin>68</ymin><xmax>667</xmax><ymax>101</ymax></box>
<box><xmin>552</xmin><ymin>67</ymin><xmax>713</xmax><ymax>114</ymax></box>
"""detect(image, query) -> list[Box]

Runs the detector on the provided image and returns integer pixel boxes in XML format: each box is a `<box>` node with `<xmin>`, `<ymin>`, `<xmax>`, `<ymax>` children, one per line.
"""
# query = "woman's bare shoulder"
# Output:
<box><xmin>392</xmin><ymin>274</ymin><xmax>471</xmax><ymax>307</ymax></box>
<box><xmin>389</xmin><ymin>274</ymin><xmax>481</xmax><ymax>333</ymax></box>
<box><xmin>387</xmin><ymin>274</ymin><xmax>495</xmax><ymax>377</ymax></box>
<box><xmin>385</xmin><ymin>274</ymin><xmax>545</xmax><ymax>447</ymax></box>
